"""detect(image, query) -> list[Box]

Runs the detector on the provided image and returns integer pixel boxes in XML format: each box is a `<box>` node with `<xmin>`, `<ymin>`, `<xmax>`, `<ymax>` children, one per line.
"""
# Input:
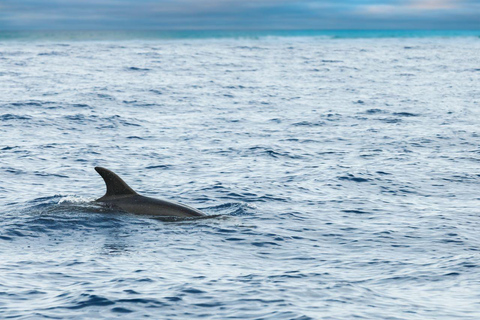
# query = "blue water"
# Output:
<box><xmin>1</xmin><ymin>33</ymin><xmax>480</xmax><ymax>319</ymax></box>
<box><xmin>0</xmin><ymin>29</ymin><xmax>479</xmax><ymax>41</ymax></box>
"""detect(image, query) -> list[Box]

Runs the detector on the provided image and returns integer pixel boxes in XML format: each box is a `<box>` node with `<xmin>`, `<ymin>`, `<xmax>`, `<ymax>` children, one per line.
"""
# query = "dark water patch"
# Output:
<box><xmin>165</xmin><ymin>296</ymin><xmax>182</xmax><ymax>302</ymax></box>
<box><xmin>10</xmin><ymin>101</ymin><xmax>43</xmax><ymax>107</ymax></box>
<box><xmin>5</xmin><ymin>167</ymin><xmax>27</xmax><ymax>175</ymax></box>
<box><xmin>257</xmin><ymin>195</ymin><xmax>288</xmax><ymax>202</ymax></box>
<box><xmin>239</xmin><ymin>298</ymin><xmax>286</xmax><ymax>303</ymax></box>
<box><xmin>321</xmin><ymin>113</ymin><xmax>342</xmax><ymax>121</ymax></box>
<box><xmin>64</xmin><ymin>114</ymin><xmax>90</xmax><ymax>121</ymax></box>
<box><xmin>247</xmin><ymin>146</ymin><xmax>302</xmax><ymax>159</ymax></box>
<box><xmin>392</xmin><ymin>112</ymin><xmax>419</xmax><ymax>117</ymax></box>
<box><xmin>111</xmin><ymin>307</ymin><xmax>133</xmax><ymax>313</ymax></box>
<box><xmin>124</xmin><ymin>289</ymin><xmax>140</xmax><ymax>295</ymax></box>
<box><xmin>1</xmin><ymin>146</ymin><xmax>17</xmax><ymax>150</ymax></box>
<box><xmin>71</xmin><ymin>103</ymin><xmax>90</xmax><ymax>108</ymax></box>
<box><xmin>224</xmin><ymin>85</ymin><xmax>247</xmax><ymax>89</ymax></box>
<box><xmin>117</xmin><ymin>298</ymin><xmax>166</xmax><ymax>306</ymax></box>
<box><xmin>338</xmin><ymin>174</ymin><xmax>371</xmax><ymax>183</ymax></box>
<box><xmin>235</xmin><ymin>46</ymin><xmax>265</xmax><ymax>50</ymax></box>
<box><xmin>194</xmin><ymin>302</ymin><xmax>224</xmax><ymax>307</ymax></box>
<box><xmin>34</xmin><ymin>171</ymin><xmax>69</xmax><ymax>178</ymax></box>
<box><xmin>126</xmin><ymin>67</ymin><xmax>150</xmax><ymax>71</ymax></box>
<box><xmin>68</xmin><ymin>294</ymin><xmax>115</xmax><ymax>309</ymax></box>
<box><xmin>252</xmin><ymin>241</ymin><xmax>280</xmax><ymax>247</ymax></box>
<box><xmin>5</xmin><ymin>229</ymin><xmax>37</xmax><ymax>238</ymax></box>
<box><xmin>364</xmin><ymin>109</ymin><xmax>386</xmax><ymax>114</ymax></box>
<box><xmin>379</xmin><ymin>118</ymin><xmax>402</xmax><ymax>124</ymax></box>
<box><xmin>145</xmin><ymin>165</ymin><xmax>170</xmax><ymax>169</ymax></box>
<box><xmin>70</xmin><ymin>113</ymin><xmax>143</xmax><ymax>128</ymax></box>
<box><xmin>115</xmin><ymin>116</ymin><xmax>142</xmax><ymax>127</ymax></box>
<box><xmin>292</xmin><ymin>121</ymin><xmax>326</xmax><ymax>127</ymax></box>
<box><xmin>225</xmin><ymin>237</ymin><xmax>245</xmax><ymax>242</ymax></box>
<box><xmin>37</xmin><ymin>51</ymin><xmax>68</xmax><ymax>56</ymax></box>
<box><xmin>342</xmin><ymin>209</ymin><xmax>370</xmax><ymax>214</ymax></box>
<box><xmin>182</xmin><ymin>288</ymin><xmax>205</xmax><ymax>294</ymax></box>
<box><xmin>1</xmin><ymin>114</ymin><xmax>32</xmax><ymax>121</ymax></box>
<box><xmin>376</xmin><ymin>171</ymin><xmax>391</xmax><ymax>175</ymax></box>
<box><xmin>292</xmin><ymin>316</ymin><xmax>314</xmax><ymax>320</ymax></box>
<box><xmin>97</xmin><ymin>93</ymin><xmax>115</xmax><ymax>100</ymax></box>
<box><xmin>211</xmin><ymin>228</ymin><xmax>239</xmax><ymax>234</ymax></box>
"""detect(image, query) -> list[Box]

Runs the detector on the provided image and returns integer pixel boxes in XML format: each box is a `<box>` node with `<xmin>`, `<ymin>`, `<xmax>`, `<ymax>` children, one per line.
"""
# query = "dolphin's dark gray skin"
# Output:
<box><xmin>94</xmin><ymin>167</ymin><xmax>205</xmax><ymax>218</ymax></box>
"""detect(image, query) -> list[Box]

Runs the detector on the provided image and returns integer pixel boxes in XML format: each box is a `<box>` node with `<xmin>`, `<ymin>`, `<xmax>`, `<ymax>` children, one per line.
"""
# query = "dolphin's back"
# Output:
<box><xmin>102</xmin><ymin>194</ymin><xmax>205</xmax><ymax>217</ymax></box>
<box><xmin>94</xmin><ymin>167</ymin><xmax>205</xmax><ymax>218</ymax></box>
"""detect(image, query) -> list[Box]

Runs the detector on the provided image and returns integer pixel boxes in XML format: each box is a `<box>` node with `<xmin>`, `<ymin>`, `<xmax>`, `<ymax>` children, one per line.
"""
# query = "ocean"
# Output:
<box><xmin>1</xmin><ymin>30</ymin><xmax>479</xmax><ymax>319</ymax></box>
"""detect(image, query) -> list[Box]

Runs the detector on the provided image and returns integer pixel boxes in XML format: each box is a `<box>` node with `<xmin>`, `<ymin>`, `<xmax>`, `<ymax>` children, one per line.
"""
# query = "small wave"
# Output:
<box><xmin>37</xmin><ymin>51</ymin><xmax>68</xmax><ymax>56</ymax></box>
<box><xmin>204</xmin><ymin>202</ymin><xmax>254</xmax><ymax>216</ymax></box>
<box><xmin>57</xmin><ymin>195</ymin><xmax>93</xmax><ymax>205</ymax></box>
<box><xmin>234</xmin><ymin>46</ymin><xmax>265</xmax><ymax>50</ymax></box>
<box><xmin>64</xmin><ymin>114</ymin><xmax>89</xmax><ymax>121</ymax></box>
<box><xmin>338</xmin><ymin>174</ymin><xmax>371</xmax><ymax>183</ymax></box>
<box><xmin>11</xmin><ymin>101</ymin><xmax>43</xmax><ymax>107</ymax></box>
<box><xmin>1</xmin><ymin>146</ymin><xmax>17</xmax><ymax>150</ymax></box>
<box><xmin>364</xmin><ymin>109</ymin><xmax>386</xmax><ymax>114</ymax></box>
<box><xmin>71</xmin><ymin>103</ymin><xmax>90</xmax><ymax>108</ymax></box>
<box><xmin>145</xmin><ymin>165</ymin><xmax>171</xmax><ymax>169</ymax></box>
<box><xmin>126</xmin><ymin>67</ymin><xmax>150</xmax><ymax>71</ymax></box>
<box><xmin>111</xmin><ymin>307</ymin><xmax>133</xmax><ymax>313</ymax></box>
<box><xmin>392</xmin><ymin>112</ymin><xmax>419</xmax><ymax>117</ymax></box>
<box><xmin>247</xmin><ymin>146</ymin><xmax>302</xmax><ymax>159</ymax></box>
<box><xmin>68</xmin><ymin>294</ymin><xmax>115</xmax><ymax>309</ymax></box>
<box><xmin>97</xmin><ymin>93</ymin><xmax>115</xmax><ymax>100</ymax></box>
<box><xmin>26</xmin><ymin>195</ymin><xmax>99</xmax><ymax>214</ymax></box>
<box><xmin>34</xmin><ymin>171</ymin><xmax>69</xmax><ymax>178</ymax></box>
<box><xmin>379</xmin><ymin>118</ymin><xmax>402</xmax><ymax>124</ymax></box>
<box><xmin>1</xmin><ymin>114</ymin><xmax>32</xmax><ymax>121</ymax></box>
<box><xmin>342</xmin><ymin>209</ymin><xmax>370</xmax><ymax>214</ymax></box>
<box><xmin>292</xmin><ymin>121</ymin><xmax>326</xmax><ymax>127</ymax></box>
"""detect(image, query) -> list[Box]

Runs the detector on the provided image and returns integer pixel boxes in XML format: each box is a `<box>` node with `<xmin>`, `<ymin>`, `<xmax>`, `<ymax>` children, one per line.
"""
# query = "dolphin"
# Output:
<box><xmin>94</xmin><ymin>167</ymin><xmax>206</xmax><ymax>218</ymax></box>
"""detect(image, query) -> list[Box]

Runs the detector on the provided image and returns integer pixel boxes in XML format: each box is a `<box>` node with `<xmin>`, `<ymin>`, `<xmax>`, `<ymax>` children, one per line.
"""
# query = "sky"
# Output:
<box><xmin>0</xmin><ymin>0</ymin><xmax>479</xmax><ymax>31</ymax></box>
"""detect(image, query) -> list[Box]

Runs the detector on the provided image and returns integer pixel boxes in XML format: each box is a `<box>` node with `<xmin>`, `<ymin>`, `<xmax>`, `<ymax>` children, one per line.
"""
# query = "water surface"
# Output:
<box><xmin>1</xmin><ymin>34</ymin><xmax>480</xmax><ymax>319</ymax></box>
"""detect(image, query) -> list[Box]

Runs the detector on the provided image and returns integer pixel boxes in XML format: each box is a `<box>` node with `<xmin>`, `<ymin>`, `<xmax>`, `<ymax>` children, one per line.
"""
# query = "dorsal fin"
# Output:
<box><xmin>95</xmin><ymin>167</ymin><xmax>137</xmax><ymax>199</ymax></box>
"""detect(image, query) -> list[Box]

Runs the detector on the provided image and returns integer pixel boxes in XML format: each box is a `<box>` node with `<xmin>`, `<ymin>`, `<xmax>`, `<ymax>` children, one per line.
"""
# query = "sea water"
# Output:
<box><xmin>1</xmin><ymin>31</ymin><xmax>480</xmax><ymax>319</ymax></box>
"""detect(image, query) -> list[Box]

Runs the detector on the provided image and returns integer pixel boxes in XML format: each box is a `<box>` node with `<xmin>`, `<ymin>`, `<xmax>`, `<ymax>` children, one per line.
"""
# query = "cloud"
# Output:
<box><xmin>408</xmin><ymin>0</ymin><xmax>459</xmax><ymax>10</ymax></box>
<box><xmin>360</xmin><ymin>0</ymin><xmax>467</xmax><ymax>15</ymax></box>
<box><xmin>0</xmin><ymin>0</ymin><xmax>479</xmax><ymax>31</ymax></box>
